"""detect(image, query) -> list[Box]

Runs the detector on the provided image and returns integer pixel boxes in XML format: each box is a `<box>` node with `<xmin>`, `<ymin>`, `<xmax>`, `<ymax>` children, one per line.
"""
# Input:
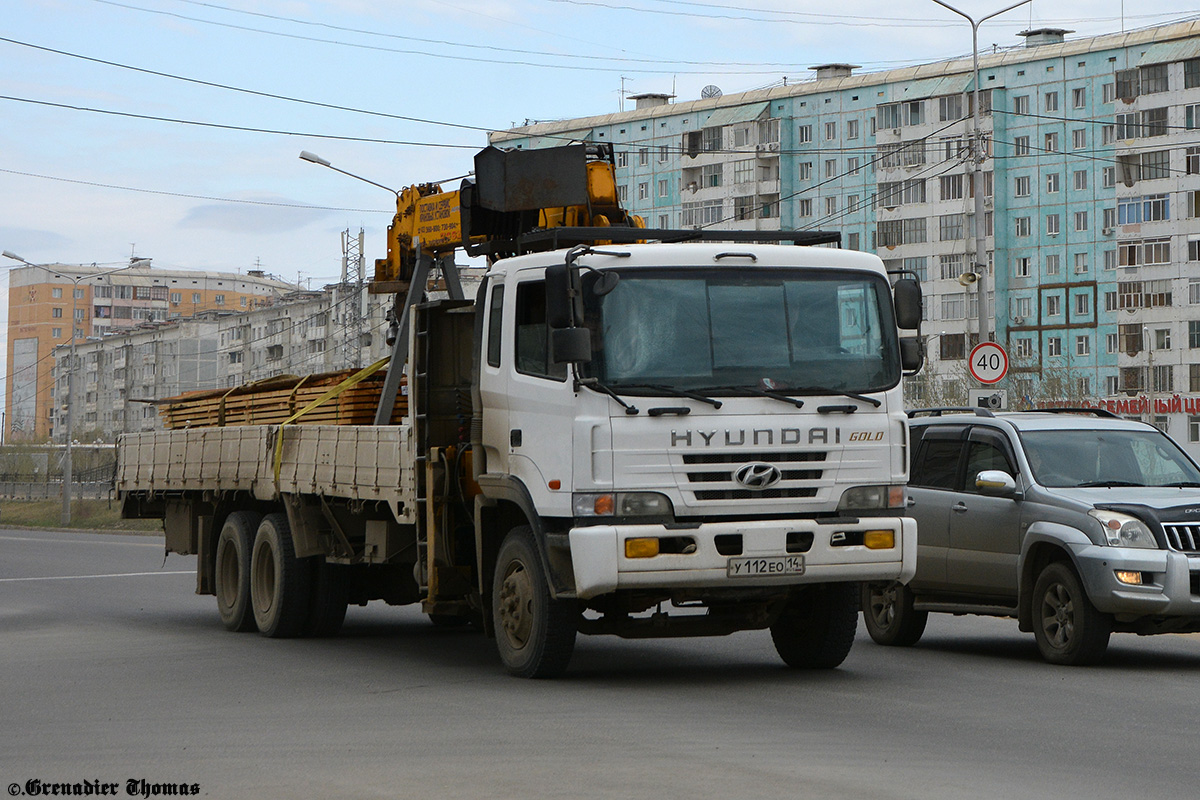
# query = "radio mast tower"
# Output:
<box><xmin>337</xmin><ymin>228</ymin><xmax>366</xmax><ymax>369</ymax></box>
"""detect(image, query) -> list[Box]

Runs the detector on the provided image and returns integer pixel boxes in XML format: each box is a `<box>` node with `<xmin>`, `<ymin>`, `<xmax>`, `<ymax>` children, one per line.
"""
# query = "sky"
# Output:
<box><xmin>2</xmin><ymin>0</ymin><xmax>1197</xmax><ymax>413</ymax></box>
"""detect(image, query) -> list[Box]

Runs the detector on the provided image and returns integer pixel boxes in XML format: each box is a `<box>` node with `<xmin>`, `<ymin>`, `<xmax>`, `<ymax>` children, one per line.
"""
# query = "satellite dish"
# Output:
<box><xmin>701</xmin><ymin>85</ymin><xmax>723</xmax><ymax>99</ymax></box>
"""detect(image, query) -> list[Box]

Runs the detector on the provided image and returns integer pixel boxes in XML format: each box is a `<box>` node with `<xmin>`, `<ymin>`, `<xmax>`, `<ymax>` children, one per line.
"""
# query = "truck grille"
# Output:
<box><xmin>681</xmin><ymin>451</ymin><xmax>825</xmax><ymax>502</ymax></box>
<box><xmin>1161</xmin><ymin>522</ymin><xmax>1200</xmax><ymax>554</ymax></box>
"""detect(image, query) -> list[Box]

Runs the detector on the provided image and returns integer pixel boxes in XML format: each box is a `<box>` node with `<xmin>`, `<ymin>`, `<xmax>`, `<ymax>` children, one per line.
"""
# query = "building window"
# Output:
<box><xmin>1044</xmin><ymin>132</ymin><xmax>1059</xmax><ymax>152</ymax></box>
<box><xmin>192</xmin><ymin>292</ymin><xmax>201</xmax><ymax>303</ymax></box>
<box><xmin>1074</xmin><ymin>211</ymin><xmax>1088</xmax><ymax>232</ymax></box>
<box><xmin>939</xmin><ymin>214</ymin><xmax>964</xmax><ymax>241</ymax></box>
<box><xmin>1014</xmin><ymin>338</ymin><xmax>1033</xmax><ymax>358</ymax></box>
<box><xmin>637</xmin><ymin>182</ymin><xmax>649</xmax><ymax>200</ymax></box>
<box><xmin>52</xmin><ymin>307</ymin><xmax>63</xmax><ymax>318</ymax></box>
<box><xmin>1046</xmin><ymin>172</ymin><xmax>1060</xmax><ymax>193</ymax></box>
<box><xmin>1047</xmin><ymin>337</ymin><xmax>1062</xmax><ymax>357</ymax></box>
<box><xmin>1103</xmin><ymin>82</ymin><xmax>1116</xmax><ymax>103</ymax></box>
<box><xmin>1013</xmin><ymin>95</ymin><xmax>1029</xmax><ymax>115</ymax></box>
<box><xmin>826</xmin><ymin>197</ymin><xmax>838</xmax><ymax>215</ymax></box>
<box><xmin>616</xmin><ymin>151</ymin><xmax>628</xmax><ymax>168</ymax></box>
<box><xmin>701</xmin><ymin>164</ymin><xmax>721</xmax><ymax>187</ymax></box>
<box><xmin>1072</xmin><ymin>87</ymin><xmax>1086</xmax><ymax>108</ymax></box>
<box><xmin>1014</xmin><ymin>175</ymin><xmax>1030</xmax><ymax>197</ymax></box>
<box><xmin>701</xmin><ymin>127</ymin><xmax>721</xmax><ymax>152</ymax></box>
<box><xmin>824</xmin><ymin>159</ymin><xmax>837</xmax><ymax>179</ymax></box>
<box><xmin>799</xmin><ymin>162</ymin><xmax>812</xmax><ymax>180</ymax></box>
<box><xmin>52</xmin><ymin>328</ymin><xmax>62</xmax><ymax>338</ymax></box>
<box><xmin>52</xmin><ymin>287</ymin><xmax>62</xmax><ymax>298</ymax></box>
<box><xmin>1047</xmin><ymin>295</ymin><xmax>1061</xmax><ymax>317</ymax></box>
<box><xmin>658</xmin><ymin>179</ymin><xmax>668</xmax><ymax>197</ymax></box>
<box><xmin>1107</xmin><ymin>333</ymin><xmax>1119</xmax><ymax>354</ymax></box>
<box><xmin>1074</xmin><ymin>252</ymin><xmax>1089</xmax><ymax>274</ymax></box>
<box><xmin>638</xmin><ymin>147</ymin><xmax>650</xmax><ymax>166</ymax></box>
<box><xmin>1075</xmin><ymin>293</ymin><xmax>1090</xmax><ymax>315</ymax></box>
<box><xmin>939</xmin><ymin>254</ymin><xmax>964</xmax><ymax>280</ymax></box>
<box><xmin>1044</xmin><ymin>91</ymin><xmax>1059</xmax><ymax>112</ymax></box>
<box><xmin>798</xmin><ymin>198</ymin><xmax>812</xmax><ymax>217</ymax></box>
<box><xmin>1046</xmin><ymin>214</ymin><xmax>1060</xmax><ymax>235</ymax></box>
<box><xmin>733</xmin><ymin>159</ymin><xmax>754</xmax><ymax>184</ymax></box>
<box><xmin>825</xmin><ymin>121</ymin><xmax>837</xmax><ymax>140</ymax></box>
<box><xmin>1045</xmin><ymin>254</ymin><xmax>1060</xmax><ymax>275</ymax></box>
<box><xmin>940</xmin><ymin>174</ymin><xmax>964</xmax><ymax>200</ymax></box>
<box><xmin>1192</xmin><ymin>366</ymin><xmax>1200</xmax><ymax>393</ymax></box>
<box><xmin>1072</xmin><ymin>128</ymin><xmax>1086</xmax><ymax>150</ymax></box>
<box><xmin>659</xmin><ymin>145</ymin><xmax>669</xmax><ymax>162</ymax></box>
<box><xmin>847</xmin><ymin>119</ymin><xmax>859</xmax><ymax>139</ymax></box>
<box><xmin>1072</xmin><ymin>169</ymin><xmax>1088</xmax><ymax>191</ymax></box>
<box><xmin>1014</xmin><ymin>257</ymin><xmax>1031</xmax><ymax>278</ymax></box>
<box><xmin>1013</xmin><ymin>136</ymin><xmax>1030</xmax><ymax>156</ymax></box>
<box><xmin>214</xmin><ymin>294</ymin><xmax>225</xmax><ymax>305</ymax></box>
<box><xmin>797</xmin><ymin>124</ymin><xmax>812</xmax><ymax>144</ymax></box>
<box><xmin>1141</xmin><ymin>63</ymin><xmax>1169</xmax><ymax>94</ymax></box>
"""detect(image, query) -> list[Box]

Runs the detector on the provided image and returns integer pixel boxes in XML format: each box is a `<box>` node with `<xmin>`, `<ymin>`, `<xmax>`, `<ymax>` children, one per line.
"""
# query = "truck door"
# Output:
<box><xmin>944</xmin><ymin>427</ymin><xmax>1022</xmax><ymax>599</ymax></box>
<box><xmin>486</xmin><ymin>277</ymin><xmax>576</xmax><ymax>517</ymax></box>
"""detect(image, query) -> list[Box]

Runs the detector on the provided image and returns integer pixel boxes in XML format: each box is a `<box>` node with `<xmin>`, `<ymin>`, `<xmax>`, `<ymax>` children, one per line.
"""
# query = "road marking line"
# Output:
<box><xmin>0</xmin><ymin>570</ymin><xmax>192</xmax><ymax>583</ymax></box>
<box><xmin>0</xmin><ymin>535</ymin><xmax>163</xmax><ymax>547</ymax></box>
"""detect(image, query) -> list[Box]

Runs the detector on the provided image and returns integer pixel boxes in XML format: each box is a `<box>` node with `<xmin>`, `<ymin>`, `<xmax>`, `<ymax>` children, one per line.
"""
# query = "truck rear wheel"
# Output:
<box><xmin>862</xmin><ymin>581</ymin><xmax>928</xmax><ymax>647</ymax></box>
<box><xmin>215</xmin><ymin>511</ymin><xmax>261</xmax><ymax>632</ymax></box>
<box><xmin>305</xmin><ymin>561</ymin><xmax>349</xmax><ymax>638</ymax></box>
<box><xmin>492</xmin><ymin>526</ymin><xmax>577</xmax><ymax>678</ymax></box>
<box><xmin>250</xmin><ymin>512</ymin><xmax>312</xmax><ymax>638</ymax></box>
<box><xmin>770</xmin><ymin>583</ymin><xmax>858</xmax><ymax>669</ymax></box>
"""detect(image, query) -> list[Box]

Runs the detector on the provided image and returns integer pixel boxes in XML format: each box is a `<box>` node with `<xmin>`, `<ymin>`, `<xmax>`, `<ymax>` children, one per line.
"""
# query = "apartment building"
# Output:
<box><xmin>491</xmin><ymin>20</ymin><xmax>1200</xmax><ymax>449</ymax></box>
<box><xmin>5</xmin><ymin>260</ymin><xmax>295</xmax><ymax>441</ymax></box>
<box><xmin>54</xmin><ymin>284</ymin><xmax>393</xmax><ymax>439</ymax></box>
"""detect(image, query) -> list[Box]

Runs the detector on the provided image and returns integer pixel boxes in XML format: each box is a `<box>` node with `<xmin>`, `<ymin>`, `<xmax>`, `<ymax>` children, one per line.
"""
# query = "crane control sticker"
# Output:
<box><xmin>414</xmin><ymin>192</ymin><xmax>462</xmax><ymax>250</ymax></box>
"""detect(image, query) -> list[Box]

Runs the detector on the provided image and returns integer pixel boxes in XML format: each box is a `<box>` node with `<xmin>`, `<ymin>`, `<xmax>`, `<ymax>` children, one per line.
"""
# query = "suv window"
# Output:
<box><xmin>912</xmin><ymin>439</ymin><xmax>961</xmax><ymax>489</ymax></box>
<box><xmin>961</xmin><ymin>439</ymin><xmax>1015</xmax><ymax>493</ymax></box>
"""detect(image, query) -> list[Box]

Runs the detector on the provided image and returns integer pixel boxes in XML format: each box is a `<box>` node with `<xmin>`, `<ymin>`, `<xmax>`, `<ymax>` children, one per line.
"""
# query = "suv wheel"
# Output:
<box><xmin>1032</xmin><ymin>562</ymin><xmax>1112</xmax><ymax>666</ymax></box>
<box><xmin>862</xmin><ymin>581</ymin><xmax>928</xmax><ymax>646</ymax></box>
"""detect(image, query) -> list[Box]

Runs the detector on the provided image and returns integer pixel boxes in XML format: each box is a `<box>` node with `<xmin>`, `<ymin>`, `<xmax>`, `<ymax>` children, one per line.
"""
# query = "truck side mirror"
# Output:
<box><xmin>899</xmin><ymin>337</ymin><xmax>924</xmax><ymax>374</ymax></box>
<box><xmin>545</xmin><ymin>263</ymin><xmax>573</xmax><ymax>329</ymax></box>
<box><xmin>552</xmin><ymin>327</ymin><xmax>592</xmax><ymax>364</ymax></box>
<box><xmin>893</xmin><ymin>278</ymin><xmax>922</xmax><ymax>330</ymax></box>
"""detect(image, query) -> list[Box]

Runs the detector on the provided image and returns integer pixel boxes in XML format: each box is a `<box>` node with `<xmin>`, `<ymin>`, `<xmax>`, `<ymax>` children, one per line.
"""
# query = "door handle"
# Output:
<box><xmin>952</xmin><ymin>502</ymin><xmax>968</xmax><ymax>514</ymax></box>
<box><xmin>906</xmin><ymin>497</ymin><xmax>917</xmax><ymax>507</ymax></box>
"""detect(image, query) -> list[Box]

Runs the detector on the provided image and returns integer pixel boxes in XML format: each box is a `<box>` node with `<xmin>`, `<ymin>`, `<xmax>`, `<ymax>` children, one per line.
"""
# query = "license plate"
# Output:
<box><xmin>727</xmin><ymin>555</ymin><xmax>805</xmax><ymax>578</ymax></box>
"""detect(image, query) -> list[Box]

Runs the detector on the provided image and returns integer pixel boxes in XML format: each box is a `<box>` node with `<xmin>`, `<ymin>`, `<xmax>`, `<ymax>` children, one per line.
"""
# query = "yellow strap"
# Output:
<box><xmin>273</xmin><ymin>356</ymin><xmax>392</xmax><ymax>484</ymax></box>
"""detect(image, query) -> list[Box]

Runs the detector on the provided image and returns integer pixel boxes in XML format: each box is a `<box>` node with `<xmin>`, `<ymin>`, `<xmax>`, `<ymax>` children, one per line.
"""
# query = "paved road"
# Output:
<box><xmin>2</xmin><ymin>529</ymin><xmax>1199</xmax><ymax>799</ymax></box>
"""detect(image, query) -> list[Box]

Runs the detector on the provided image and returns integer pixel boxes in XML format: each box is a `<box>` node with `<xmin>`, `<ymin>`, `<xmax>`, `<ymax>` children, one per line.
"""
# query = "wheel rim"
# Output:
<box><xmin>867</xmin><ymin>583</ymin><xmax>898</xmax><ymax>629</ymax></box>
<box><xmin>217</xmin><ymin>541</ymin><xmax>239</xmax><ymax>610</ymax></box>
<box><xmin>498</xmin><ymin>559</ymin><xmax>534</xmax><ymax>650</ymax></box>
<box><xmin>1039</xmin><ymin>581</ymin><xmax>1075</xmax><ymax>650</ymax></box>
<box><xmin>251</xmin><ymin>539</ymin><xmax>276</xmax><ymax>616</ymax></box>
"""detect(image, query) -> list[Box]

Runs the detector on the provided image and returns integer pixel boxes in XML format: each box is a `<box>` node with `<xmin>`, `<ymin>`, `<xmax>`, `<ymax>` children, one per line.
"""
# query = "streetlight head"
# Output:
<box><xmin>299</xmin><ymin>151</ymin><xmax>331</xmax><ymax>167</ymax></box>
<box><xmin>3</xmin><ymin>250</ymin><xmax>26</xmax><ymax>263</ymax></box>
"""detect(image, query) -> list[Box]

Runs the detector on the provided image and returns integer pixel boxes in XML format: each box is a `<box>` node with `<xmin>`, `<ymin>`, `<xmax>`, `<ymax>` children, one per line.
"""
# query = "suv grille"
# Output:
<box><xmin>1162</xmin><ymin>522</ymin><xmax>1200</xmax><ymax>554</ymax></box>
<box><xmin>681</xmin><ymin>451</ymin><xmax>825</xmax><ymax>502</ymax></box>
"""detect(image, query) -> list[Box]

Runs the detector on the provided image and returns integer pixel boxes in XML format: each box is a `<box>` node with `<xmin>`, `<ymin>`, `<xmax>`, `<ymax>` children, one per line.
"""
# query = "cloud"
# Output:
<box><xmin>177</xmin><ymin>198</ymin><xmax>334</xmax><ymax>234</ymax></box>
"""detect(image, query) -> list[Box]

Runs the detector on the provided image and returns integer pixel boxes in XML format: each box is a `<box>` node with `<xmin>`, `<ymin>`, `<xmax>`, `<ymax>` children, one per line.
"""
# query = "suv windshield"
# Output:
<box><xmin>579</xmin><ymin>267</ymin><xmax>900</xmax><ymax>394</ymax></box>
<box><xmin>1021</xmin><ymin>428</ymin><xmax>1200</xmax><ymax>488</ymax></box>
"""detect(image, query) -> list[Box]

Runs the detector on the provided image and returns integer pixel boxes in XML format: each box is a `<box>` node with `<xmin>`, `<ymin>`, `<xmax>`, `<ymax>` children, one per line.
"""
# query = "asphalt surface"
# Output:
<box><xmin>2</xmin><ymin>528</ymin><xmax>1199</xmax><ymax>799</ymax></box>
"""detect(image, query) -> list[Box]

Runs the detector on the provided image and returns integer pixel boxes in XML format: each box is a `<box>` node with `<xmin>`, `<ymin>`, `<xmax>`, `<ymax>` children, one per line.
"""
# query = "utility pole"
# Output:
<box><xmin>932</xmin><ymin>0</ymin><xmax>1031</xmax><ymax>348</ymax></box>
<box><xmin>339</xmin><ymin>228</ymin><xmax>366</xmax><ymax>369</ymax></box>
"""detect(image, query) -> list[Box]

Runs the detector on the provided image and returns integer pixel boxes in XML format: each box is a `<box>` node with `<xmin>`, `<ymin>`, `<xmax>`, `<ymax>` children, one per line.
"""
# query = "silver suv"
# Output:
<box><xmin>863</xmin><ymin>408</ymin><xmax>1200</xmax><ymax>665</ymax></box>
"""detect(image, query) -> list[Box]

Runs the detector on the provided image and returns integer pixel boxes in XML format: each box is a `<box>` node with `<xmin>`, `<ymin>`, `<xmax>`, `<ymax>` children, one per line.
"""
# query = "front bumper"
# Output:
<box><xmin>568</xmin><ymin>517</ymin><xmax>916</xmax><ymax>600</ymax></box>
<box><xmin>1073</xmin><ymin>544</ymin><xmax>1200</xmax><ymax>618</ymax></box>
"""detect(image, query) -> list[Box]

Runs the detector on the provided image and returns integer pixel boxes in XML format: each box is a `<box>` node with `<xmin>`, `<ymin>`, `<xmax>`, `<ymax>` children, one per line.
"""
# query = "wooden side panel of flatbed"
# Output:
<box><xmin>116</xmin><ymin>425</ymin><xmax>416</xmax><ymax>522</ymax></box>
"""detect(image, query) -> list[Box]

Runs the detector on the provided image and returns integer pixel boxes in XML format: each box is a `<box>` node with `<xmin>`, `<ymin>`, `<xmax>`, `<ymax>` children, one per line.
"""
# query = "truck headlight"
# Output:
<box><xmin>573</xmin><ymin>492</ymin><xmax>673</xmax><ymax>518</ymax></box>
<box><xmin>1088</xmin><ymin>509</ymin><xmax>1158</xmax><ymax>549</ymax></box>
<box><xmin>838</xmin><ymin>485</ymin><xmax>906</xmax><ymax>512</ymax></box>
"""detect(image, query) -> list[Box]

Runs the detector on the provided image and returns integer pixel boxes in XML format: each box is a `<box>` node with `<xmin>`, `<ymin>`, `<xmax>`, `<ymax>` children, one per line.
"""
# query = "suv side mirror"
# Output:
<box><xmin>975</xmin><ymin>470</ymin><xmax>1018</xmax><ymax>497</ymax></box>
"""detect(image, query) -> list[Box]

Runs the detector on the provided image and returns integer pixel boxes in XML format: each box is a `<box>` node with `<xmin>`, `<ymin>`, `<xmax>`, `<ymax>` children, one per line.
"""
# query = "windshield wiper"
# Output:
<box><xmin>1077</xmin><ymin>480</ymin><xmax>1145</xmax><ymax>488</ymax></box>
<box><xmin>576</xmin><ymin>377</ymin><xmax>639</xmax><ymax>415</ymax></box>
<box><xmin>787</xmin><ymin>387</ymin><xmax>882</xmax><ymax>407</ymax></box>
<box><xmin>1158</xmin><ymin>481</ymin><xmax>1200</xmax><ymax>488</ymax></box>
<box><xmin>695</xmin><ymin>385</ymin><xmax>803</xmax><ymax>409</ymax></box>
<box><xmin>609</xmin><ymin>383</ymin><xmax>722</xmax><ymax>409</ymax></box>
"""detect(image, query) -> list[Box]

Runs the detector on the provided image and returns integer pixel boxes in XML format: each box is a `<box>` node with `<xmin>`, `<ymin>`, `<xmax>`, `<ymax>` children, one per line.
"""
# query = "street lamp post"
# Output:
<box><xmin>3</xmin><ymin>251</ymin><xmax>143</xmax><ymax>524</ymax></box>
<box><xmin>931</xmin><ymin>0</ymin><xmax>1031</xmax><ymax>347</ymax></box>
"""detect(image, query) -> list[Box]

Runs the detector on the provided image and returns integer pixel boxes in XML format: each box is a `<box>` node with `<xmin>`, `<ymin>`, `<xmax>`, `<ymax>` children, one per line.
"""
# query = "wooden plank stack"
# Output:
<box><xmin>154</xmin><ymin>369</ymin><xmax>407</xmax><ymax>430</ymax></box>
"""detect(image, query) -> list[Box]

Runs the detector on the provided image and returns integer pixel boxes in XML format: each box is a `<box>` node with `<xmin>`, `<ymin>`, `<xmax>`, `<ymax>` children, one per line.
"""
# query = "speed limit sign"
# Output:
<box><xmin>969</xmin><ymin>342</ymin><xmax>1009</xmax><ymax>384</ymax></box>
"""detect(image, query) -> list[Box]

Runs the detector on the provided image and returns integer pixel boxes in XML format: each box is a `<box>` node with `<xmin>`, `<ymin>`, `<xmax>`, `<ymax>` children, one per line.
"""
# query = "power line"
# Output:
<box><xmin>0</xmin><ymin>167</ymin><xmax>390</xmax><ymax>213</ymax></box>
<box><xmin>0</xmin><ymin>95</ymin><xmax>481</xmax><ymax>149</ymax></box>
<box><xmin>162</xmin><ymin>0</ymin><xmax>811</xmax><ymax>69</ymax></box>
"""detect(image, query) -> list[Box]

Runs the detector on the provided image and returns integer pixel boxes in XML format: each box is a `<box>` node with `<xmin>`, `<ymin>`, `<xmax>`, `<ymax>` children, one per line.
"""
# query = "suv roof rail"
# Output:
<box><xmin>907</xmin><ymin>407</ymin><xmax>996</xmax><ymax>419</ymax></box>
<box><xmin>1030</xmin><ymin>407</ymin><xmax>1120</xmax><ymax>419</ymax></box>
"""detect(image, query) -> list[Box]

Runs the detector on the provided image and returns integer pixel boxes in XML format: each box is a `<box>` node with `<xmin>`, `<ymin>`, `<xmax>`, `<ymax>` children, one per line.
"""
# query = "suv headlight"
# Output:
<box><xmin>1088</xmin><ymin>509</ymin><xmax>1158</xmax><ymax>549</ymax></box>
<box><xmin>838</xmin><ymin>485</ymin><xmax>906</xmax><ymax>512</ymax></box>
<box><xmin>573</xmin><ymin>492</ymin><xmax>673</xmax><ymax>519</ymax></box>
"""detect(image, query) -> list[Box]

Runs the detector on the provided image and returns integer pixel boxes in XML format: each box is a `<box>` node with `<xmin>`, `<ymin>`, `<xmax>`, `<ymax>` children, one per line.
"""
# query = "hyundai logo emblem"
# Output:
<box><xmin>734</xmin><ymin>462</ymin><xmax>782</xmax><ymax>490</ymax></box>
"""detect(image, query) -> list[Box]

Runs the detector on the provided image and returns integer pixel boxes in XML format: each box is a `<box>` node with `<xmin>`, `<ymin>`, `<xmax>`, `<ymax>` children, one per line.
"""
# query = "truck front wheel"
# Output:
<box><xmin>770</xmin><ymin>583</ymin><xmax>858</xmax><ymax>669</ymax></box>
<box><xmin>492</xmin><ymin>526</ymin><xmax>577</xmax><ymax>678</ymax></box>
<box><xmin>250</xmin><ymin>512</ymin><xmax>312</xmax><ymax>638</ymax></box>
<box><xmin>214</xmin><ymin>510</ymin><xmax>261</xmax><ymax>632</ymax></box>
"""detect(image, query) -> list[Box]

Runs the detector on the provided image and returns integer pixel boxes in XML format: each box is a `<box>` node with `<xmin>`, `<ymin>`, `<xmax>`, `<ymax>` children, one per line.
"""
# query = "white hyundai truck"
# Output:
<box><xmin>117</xmin><ymin>144</ymin><xmax>924</xmax><ymax>677</ymax></box>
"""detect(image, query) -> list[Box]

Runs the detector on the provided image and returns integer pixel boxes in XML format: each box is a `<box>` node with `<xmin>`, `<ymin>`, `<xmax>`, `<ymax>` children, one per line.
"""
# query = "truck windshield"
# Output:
<box><xmin>1022</xmin><ymin>429</ymin><xmax>1200</xmax><ymax>488</ymax></box>
<box><xmin>579</xmin><ymin>267</ymin><xmax>900</xmax><ymax>394</ymax></box>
